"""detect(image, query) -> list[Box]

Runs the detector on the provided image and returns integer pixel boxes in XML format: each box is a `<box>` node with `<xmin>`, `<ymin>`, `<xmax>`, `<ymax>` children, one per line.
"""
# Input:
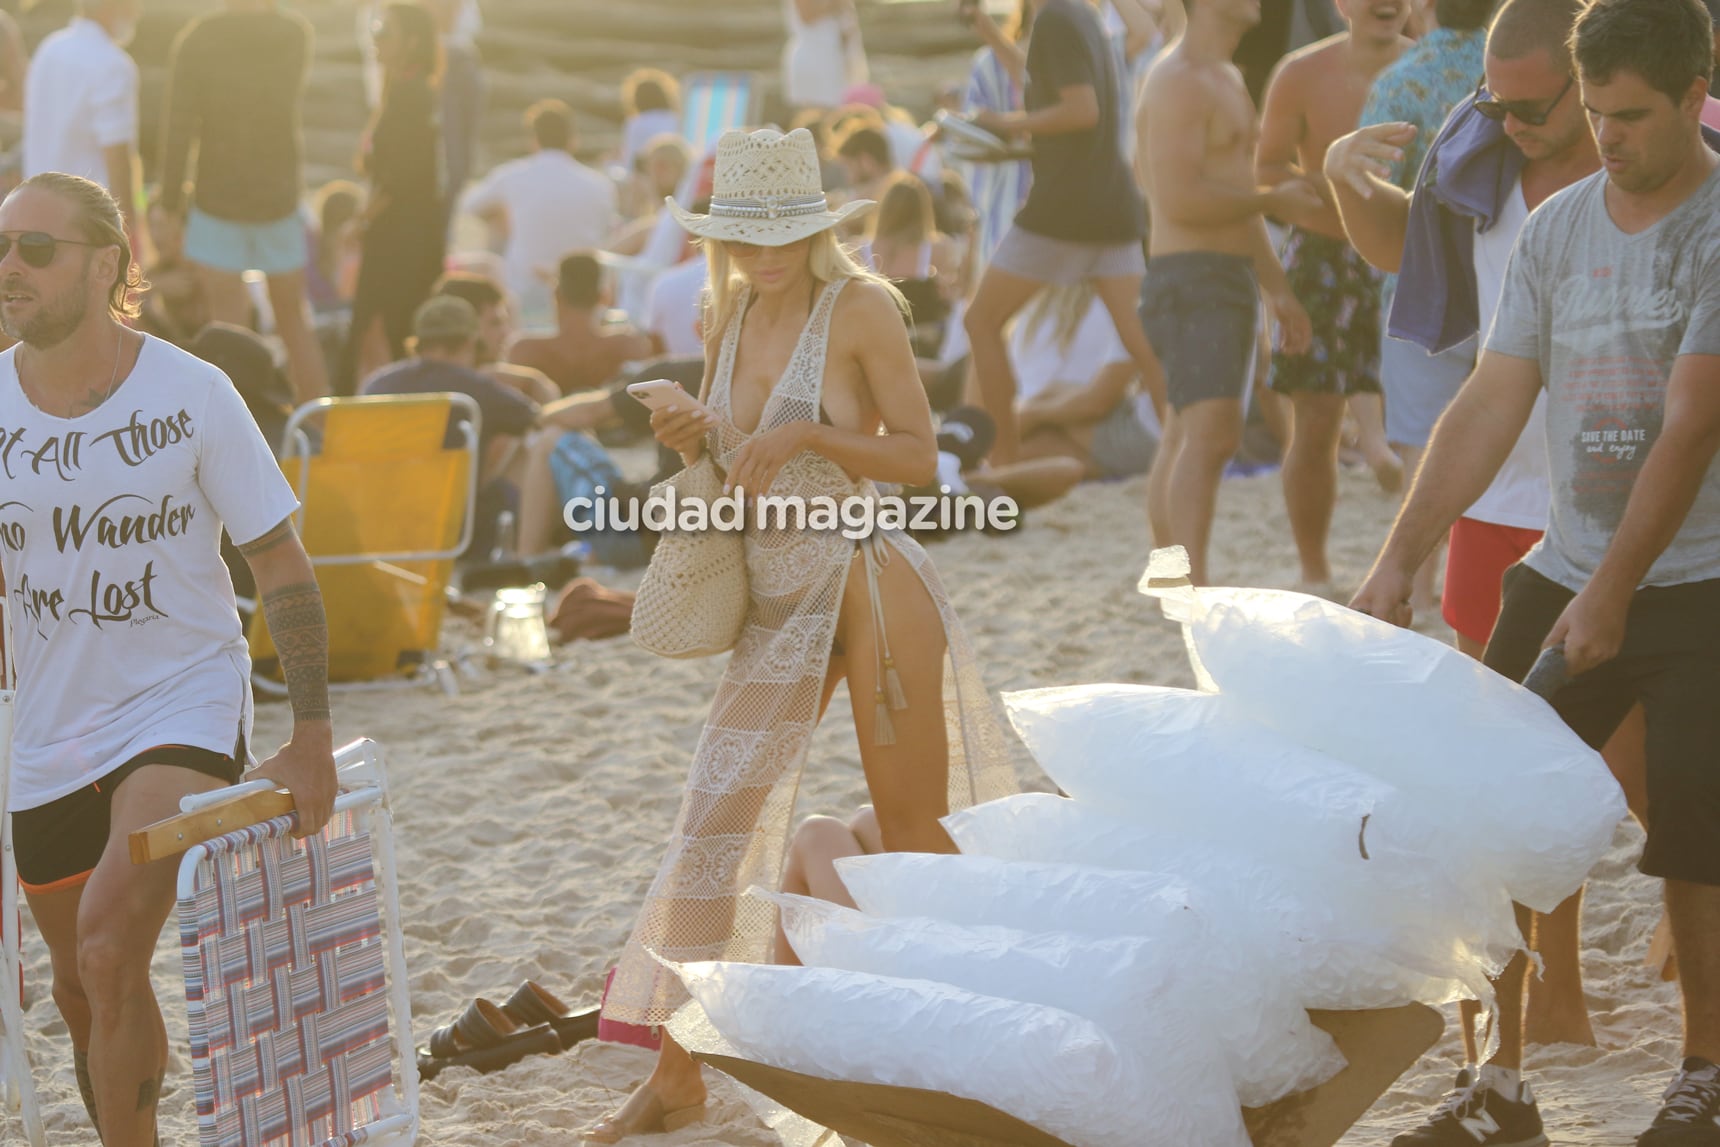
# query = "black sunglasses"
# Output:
<box><xmin>1473</xmin><ymin>74</ymin><xmax>1575</xmax><ymax>127</ymax></box>
<box><xmin>0</xmin><ymin>231</ymin><xmax>105</xmax><ymax>269</ymax></box>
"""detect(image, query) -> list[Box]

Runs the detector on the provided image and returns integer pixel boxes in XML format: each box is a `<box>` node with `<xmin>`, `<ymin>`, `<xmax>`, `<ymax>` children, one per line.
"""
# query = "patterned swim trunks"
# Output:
<box><xmin>1270</xmin><ymin>227</ymin><xmax>1383</xmax><ymax>396</ymax></box>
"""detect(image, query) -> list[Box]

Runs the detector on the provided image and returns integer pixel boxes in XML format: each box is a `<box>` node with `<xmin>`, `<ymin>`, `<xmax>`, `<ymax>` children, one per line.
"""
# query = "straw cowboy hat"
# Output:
<box><xmin>667</xmin><ymin>127</ymin><xmax>874</xmax><ymax>246</ymax></box>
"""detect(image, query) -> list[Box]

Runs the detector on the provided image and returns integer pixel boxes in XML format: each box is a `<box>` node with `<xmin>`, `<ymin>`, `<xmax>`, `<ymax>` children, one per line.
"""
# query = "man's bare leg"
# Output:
<box><xmin>24</xmin><ymin>883</ymin><xmax>98</xmax><ymax>1130</ymax></box>
<box><xmin>517</xmin><ymin>430</ymin><xmax>565</xmax><ymax>556</ymax></box>
<box><xmin>78</xmin><ymin>765</ymin><xmax>227</xmax><ymax>1147</ymax></box>
<box><xmin>1146</xmin><ymin>408</ymin><xmax>1181</xmax><ymax>546</ymax></box>
<box><xmin>266</xmin><ymin>269</ymin><xmax>331</xmax><ymax>405</ymax></box>
<box><xmin>1483</xmin><ymin>904</ymin><xmax>1537</xmax><ymax>1073</ymax></box>
<box><xmin>1522</xmin><ymin>708</ymin><xmax>1646</xmax><ymax>1045</ymax></box>
<box><xmin>1281</xmin><ymin>391</ymin><xmax>1346</xmax><ymax>589</ymax></box>
<box><xmin>1668</xmin><ymin>878</ymin><xmax>1720</xmax><ymax>1063</ymax></box>
<box><xmin>963</xmin><ymin>264</ymin><xmax>1046</xmax><ymax>465</ymax></box>
<box><xmin>1166</xmin><ymin>398</ymin><xmax>1242</xmax><ymax>585</ymax></box>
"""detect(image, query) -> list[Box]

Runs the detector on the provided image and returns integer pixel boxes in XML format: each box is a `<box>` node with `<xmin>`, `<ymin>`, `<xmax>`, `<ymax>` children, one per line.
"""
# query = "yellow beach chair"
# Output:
<box><xmin>249</xmin><ymin>394</ymin><xmax>480</xmax><ymax>697</ymax></box>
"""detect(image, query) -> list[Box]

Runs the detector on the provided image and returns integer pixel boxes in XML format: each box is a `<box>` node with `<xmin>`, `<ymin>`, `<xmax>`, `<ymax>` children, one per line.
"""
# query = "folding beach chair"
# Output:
<box><xmin>127</xmin><ymin>739</ymin><xmax>418</xmax><ymax>1147</ymax></box>
<box><xmin>682</xmin><ymin>72</ymin><xmax>757</xmax><ymax>155</ymax></box>
<box><xmin>250</xmin><ymin>394</ymin><xmax>480</xmax><ymax>697</ymax></box>
<box><xmin>0</xmin><ymin>604</ymin><xmax>45</xmax><ymax>1147</ymax></box>
<box><xmin>693</xmin><ymin>1004</ymin><xmax>1444</xmax><ymax>1147</ymax></box>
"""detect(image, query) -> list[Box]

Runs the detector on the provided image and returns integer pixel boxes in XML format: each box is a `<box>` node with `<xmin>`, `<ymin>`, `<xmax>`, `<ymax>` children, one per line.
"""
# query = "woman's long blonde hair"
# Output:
<box><xmin>1018</xmin><ymin>282</ymin><xmax>1095</xmax><ymax>354</ymax></box>
<box><xmin>702</xmin><ymin>229</ymin><xmax>908</xmax><ymax>350</ymax></box>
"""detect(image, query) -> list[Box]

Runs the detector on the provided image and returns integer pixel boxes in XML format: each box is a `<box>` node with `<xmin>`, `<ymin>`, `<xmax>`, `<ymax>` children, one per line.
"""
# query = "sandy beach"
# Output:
<box><xmin>8</xmin><ymin>465</ymin><xmax>1683</xmax><ymax>1145</ymax></box>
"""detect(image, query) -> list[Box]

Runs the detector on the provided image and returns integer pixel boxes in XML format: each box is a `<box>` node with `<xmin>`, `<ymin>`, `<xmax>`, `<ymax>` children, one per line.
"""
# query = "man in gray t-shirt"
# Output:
<box><xmin>1487</xmin><ymin>164</ymin><xmax>1720</xmax><ymax>590</ymax></box>
<box><xmin>1355</xmin><ymin>2</ymin><xmax>1720</xmax><ymax>1144</ymax></box>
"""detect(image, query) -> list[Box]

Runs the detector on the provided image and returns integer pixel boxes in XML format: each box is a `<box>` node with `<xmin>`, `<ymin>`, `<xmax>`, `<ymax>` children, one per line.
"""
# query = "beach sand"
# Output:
<box><xmin>8</xmin><ymin>466</ymin><xmax>1681</xmax><ymax>1145</ymax></box>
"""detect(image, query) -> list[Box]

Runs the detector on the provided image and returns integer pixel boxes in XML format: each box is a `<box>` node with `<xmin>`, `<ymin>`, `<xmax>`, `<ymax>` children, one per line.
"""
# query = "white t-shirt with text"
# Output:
<box><xmin>0</xmin><ymin>336</ymin><xmax>299</xmax><ymax>810</ymax></box>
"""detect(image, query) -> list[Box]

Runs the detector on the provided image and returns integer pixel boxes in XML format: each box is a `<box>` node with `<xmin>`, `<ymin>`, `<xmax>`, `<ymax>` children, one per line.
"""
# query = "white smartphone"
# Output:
<box><xmin>626</xmin><ymin>378</ymin><xmax>711</xmax><ymax>418</ymax></box>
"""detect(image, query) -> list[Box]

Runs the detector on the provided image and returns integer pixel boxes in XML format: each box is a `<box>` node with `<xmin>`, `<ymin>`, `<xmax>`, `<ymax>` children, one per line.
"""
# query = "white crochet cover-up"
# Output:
<box><xmin>604</xmin><ymin>277</ymin><xmax>1019</xmax><ymax>1027</ymax></box>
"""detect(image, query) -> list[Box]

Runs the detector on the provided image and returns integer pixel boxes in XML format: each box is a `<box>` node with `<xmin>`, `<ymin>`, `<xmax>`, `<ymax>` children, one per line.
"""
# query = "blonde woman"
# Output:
<box><xmin>586</xmin><ymin>127</ymin><xmax>1016</xmax><ymax>1143</ymax></box>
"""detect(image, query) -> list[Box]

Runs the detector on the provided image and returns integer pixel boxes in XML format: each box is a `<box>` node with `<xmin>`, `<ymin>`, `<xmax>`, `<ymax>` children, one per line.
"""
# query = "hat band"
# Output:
<box><xmin>708</xmin><ymin>193</ymin><xmax>830</xmax><ymax>221</ymax></box>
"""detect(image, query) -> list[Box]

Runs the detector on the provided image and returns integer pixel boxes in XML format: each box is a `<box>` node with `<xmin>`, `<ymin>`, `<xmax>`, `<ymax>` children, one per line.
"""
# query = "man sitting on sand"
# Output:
<box><xmin>1354</xmin><ymin>2</ymin><xmax>1720</xmax><ymax>1142</ymax></box>
<box><xmin>1256</xmin><ymin>0</ymin><xmax>1412</xmax><ymax>594</ymax></box>
<box><xmin>507</xmin><ymin>252</ymin><xmax>655</xmax><ymax>396</ymax></box>
<box><xmin>1134</xmin><ymin>0</ymin><xmax>1315</xmax><ymax>586</ymax></box>
<box><xmin>433</xmin><ymin>270</ymin><xmax>560</xmax><ymax>404</ymax></box>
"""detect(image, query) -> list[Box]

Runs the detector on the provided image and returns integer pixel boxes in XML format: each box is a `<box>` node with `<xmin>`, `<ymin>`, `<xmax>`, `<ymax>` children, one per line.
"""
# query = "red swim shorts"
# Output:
<box><xmin>1443</xmin><ymin>515</ymin><xmax>1545</xmax><ymax>647</ymax></box>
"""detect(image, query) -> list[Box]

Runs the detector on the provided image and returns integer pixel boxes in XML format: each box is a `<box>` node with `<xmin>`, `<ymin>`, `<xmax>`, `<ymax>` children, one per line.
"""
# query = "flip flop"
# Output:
<box><xmin>501</xmin><ymin>980</ymin><xmax>601</xmax><ymax>1051</ymax></box>
<box><xmin>417</xmin><ymin>997</ymin><xmax>563</xmax><ymax>1082</ymax></box>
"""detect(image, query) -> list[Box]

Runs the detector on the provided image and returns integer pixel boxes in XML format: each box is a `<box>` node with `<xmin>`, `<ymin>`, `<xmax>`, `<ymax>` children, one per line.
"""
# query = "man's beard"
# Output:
<box><xmin>1</xmin><ymin>281</ymin><xmax>91</xmax><ymax>350</ymax></box>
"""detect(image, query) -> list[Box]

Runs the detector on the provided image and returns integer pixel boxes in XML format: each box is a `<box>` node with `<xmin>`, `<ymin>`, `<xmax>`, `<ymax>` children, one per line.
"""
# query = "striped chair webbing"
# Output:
<box><xmin>178</xmin><ymin>809</ymin><xmax>399</xmax><ymax>1147</ymax></box>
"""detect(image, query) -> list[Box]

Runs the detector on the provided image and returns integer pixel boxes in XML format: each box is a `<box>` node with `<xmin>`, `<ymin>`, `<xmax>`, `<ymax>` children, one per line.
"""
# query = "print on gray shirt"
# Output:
<box><xmin>1485</xmin><ymin>166</ymin><xmax>1720</xmax><ymax>591</ymax></box>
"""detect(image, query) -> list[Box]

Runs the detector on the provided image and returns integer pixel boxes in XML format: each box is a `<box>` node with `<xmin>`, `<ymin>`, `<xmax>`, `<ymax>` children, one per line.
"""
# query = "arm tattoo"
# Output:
<box><xmin>261</xmin><ymin>579</ymin><xmax>332</xmax><ymax>723</ymax></box>
<box><xmin>238</xmin><ymin>519</ymin><xmax>295</xmax><ymax>559</ymax></box>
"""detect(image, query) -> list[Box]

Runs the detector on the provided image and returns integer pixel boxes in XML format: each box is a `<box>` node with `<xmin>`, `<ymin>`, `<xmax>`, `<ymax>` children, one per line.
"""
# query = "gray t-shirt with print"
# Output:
<box><xmin>1485</xmin><ymin>165</ymin><xmax>1720</xmax><ymax>591</ymax></box>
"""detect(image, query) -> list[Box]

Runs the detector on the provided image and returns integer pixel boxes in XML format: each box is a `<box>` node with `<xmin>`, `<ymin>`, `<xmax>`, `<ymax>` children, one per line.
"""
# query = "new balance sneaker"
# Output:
<box><xmin>1638</xmin><ymin>1058</ymin><xmax>1720</xmax><ymax>1146</ymax></box>
<box><xmin>1391</xmin><ymin>1067</ymin><xmax>1550</xmax><ymax>1147</ymax></box>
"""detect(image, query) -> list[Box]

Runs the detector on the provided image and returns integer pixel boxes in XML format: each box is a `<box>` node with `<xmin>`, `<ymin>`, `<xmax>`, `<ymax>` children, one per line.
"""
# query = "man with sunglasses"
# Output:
<box><xmin>1352</xmin><ymin>0</ymin><xmax>1720</xmax><ymax>1143</ymax></box>
<box><xmin>0</xmin><ymin>173</ymin><xmax>336</xmax><ymax>1147</ymax></box>
<box><xmin>1332</xmin><ymin>0</ymin><xmax>1634</xmax><ymax>1069</ymax></box>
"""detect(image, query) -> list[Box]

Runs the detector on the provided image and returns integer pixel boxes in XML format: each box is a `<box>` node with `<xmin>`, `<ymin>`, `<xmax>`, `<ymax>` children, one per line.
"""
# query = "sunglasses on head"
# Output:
<box><xmin>1473</xmin><ymin>74</ymin><xmax>1575</xmax><ymax>127</ymax></box>
<box><xmin>0</xmin><ymin>231</ymin><xmax>104</xmax><ymax>269</ymax></box>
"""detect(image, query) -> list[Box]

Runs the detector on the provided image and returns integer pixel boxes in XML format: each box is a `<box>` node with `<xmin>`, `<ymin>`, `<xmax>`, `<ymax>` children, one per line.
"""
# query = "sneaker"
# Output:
<box><xmin>1391</xmin><ymin>1067</ymin><xmax>1550</xmax><ymax>1147</ymax></box>
<box><xmin>1638</xmin><ymin>1058</ymin><xmax>1720</xmax><ymax>1146</ymax></box>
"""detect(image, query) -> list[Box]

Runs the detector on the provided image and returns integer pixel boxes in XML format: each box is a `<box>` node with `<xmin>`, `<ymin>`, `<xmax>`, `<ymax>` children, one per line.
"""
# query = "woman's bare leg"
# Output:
<box><xmin>775</xmin><ymin>815</ymin><xmax>867</xmax><ymax>963</ymax></box>
<box><xmin>590</xmin><ymin>644</ymin><xmax>852</xmax><ymax>1140</ymax></box>
<box><xmin>517</xmin><ymin>430</ymin><xmax>565</xmax><ymax>556</ymax></box>
<box><xmin>1347</xmin><ymin>391</ymin><xmax>1403</xmax><ymax>493</ymax></box>
<box><xmin>840</xmin><ymin>546</ymin><xmax>956</xmax><ymax>854</ymax></box>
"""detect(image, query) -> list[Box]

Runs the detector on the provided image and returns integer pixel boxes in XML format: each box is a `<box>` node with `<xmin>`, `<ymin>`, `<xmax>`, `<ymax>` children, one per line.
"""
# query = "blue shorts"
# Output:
<box><xmin>1138</xmin><ymin>252</ymin><xmax>1259</xmax><ymax>411</ymax></box>
<box><xmin>1379</xmin><ymin>333</ymin><xmax>1474</xmax><ymax>448</ymax></box>
<box><xmin>184</xmin><ymin>207</ymin><xmax>308</xmax><ymax>276</ymax></box>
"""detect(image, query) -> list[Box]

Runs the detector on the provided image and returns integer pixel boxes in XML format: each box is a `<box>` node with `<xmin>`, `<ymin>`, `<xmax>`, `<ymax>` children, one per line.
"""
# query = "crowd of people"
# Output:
<box><xmin>1</xmin><ymin>0</ymin><xmax>1719</xmax><ymax>1144</ymax></box>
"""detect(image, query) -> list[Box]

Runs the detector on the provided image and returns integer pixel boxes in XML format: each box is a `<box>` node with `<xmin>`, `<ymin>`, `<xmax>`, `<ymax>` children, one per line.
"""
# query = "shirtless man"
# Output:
<box><xmin>1135</xmin><ymin>0</ymin><xmax>1315</xmax><ymax>586</ymax></box>
<box><xmin>507</xmin><ymin>252</ymin><xmax>654</xmax><ymax>396</ymax></box>
<box><xmin>1256</xmin><ymin>0</ymin><xmax>1412</xmax><ymax>593</ymax></box>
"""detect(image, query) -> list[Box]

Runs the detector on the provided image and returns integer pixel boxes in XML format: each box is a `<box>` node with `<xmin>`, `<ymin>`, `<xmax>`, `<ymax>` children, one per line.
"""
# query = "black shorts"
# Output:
<box><xmin>12</xmin><ymin>736</ymin><xmax>246</xmax><ymax>893</ymax></box>
<box><xmin>1484</xmin><ymin>563</ymin><xmax>1720</xmax><ymax>887</ymax></box>
<box><xmin>1138</xmin><ymin>253</ymin><xmax>1259</xmax><ymax>411</ymax></box>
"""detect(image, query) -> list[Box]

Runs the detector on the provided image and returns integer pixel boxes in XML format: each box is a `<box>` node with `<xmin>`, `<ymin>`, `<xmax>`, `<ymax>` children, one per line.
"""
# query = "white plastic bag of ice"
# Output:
<box><xmin>833</xmin><ymin>849</ymin><xmax>1342</xmax><ymax>1106</ymax></box>
<box><xmin>757</xmin><ymin>890</ymin><xmax>1251</xmax><ymax>1147</ymax></box>
<box><xmin>667</xmin><ymin>959</ymin><xmax>1235</xmax><ymax>1147</ymax></box>
<box><xmin>946</xmin><ymin>793</ymin><xmax>1504</xmax><ymax>1011</ymax></box>
<box><xmin>1138</xmin><ymin>552</ymin><xmax>1627</xmax><ymax>913</ymax></box>
<box><xmin>1000</xmin><ymin>684</ymin><xmax>1521</xmax><ymax>995</ymax></box>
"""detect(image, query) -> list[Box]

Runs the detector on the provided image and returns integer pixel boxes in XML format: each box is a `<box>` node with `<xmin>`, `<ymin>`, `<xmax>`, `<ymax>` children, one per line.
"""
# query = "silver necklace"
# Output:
<box><xmin>24</xmin><ymin>325</ymin><xmax>124</xmax><ymax>417</ymax></box>
<box><xmin>100</xmin><ymin>325</ymin><xmax>124</xmax><ymax>406</ymax></box>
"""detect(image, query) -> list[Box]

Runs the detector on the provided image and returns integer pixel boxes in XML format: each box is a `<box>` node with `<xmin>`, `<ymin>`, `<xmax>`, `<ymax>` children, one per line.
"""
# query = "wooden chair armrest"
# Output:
<box><xmin>128</xmin><ymin>788</ymin><xmax>297</xmax><ymax>865</ymax></box>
